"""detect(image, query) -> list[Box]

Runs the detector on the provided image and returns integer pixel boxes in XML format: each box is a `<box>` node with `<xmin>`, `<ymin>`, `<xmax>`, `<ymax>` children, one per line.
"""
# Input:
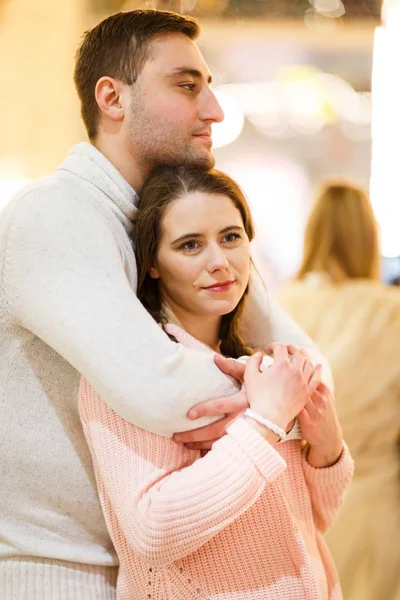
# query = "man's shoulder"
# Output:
<box><xmin>0</xmin><ymin>171</ymin><xmax>99</xmax><ymax>232</ymax></box>
<box><xmin>8</xmin><ymin>171</ymin><xmax>84</xmax><ymax>206</ymax></box>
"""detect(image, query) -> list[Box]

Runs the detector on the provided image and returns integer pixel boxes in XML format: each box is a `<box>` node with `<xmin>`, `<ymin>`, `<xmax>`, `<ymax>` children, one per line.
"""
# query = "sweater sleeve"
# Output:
<box><xmin>240</xmin><ymin>267</ymin><xmax>334</xmax><ymax>391</ymax></box>
<box><xmin>80</xmin><ymin>379</ymin><xmax>286</xmax><ymax>567</ymax></box>
<box><xmin>301</xmin><ymin>442</ymin><xmax>354</xmax><ymax>533</ymax></box>
<box><xmin>1</xmin><ymin>188</ymin><xmax>239</xmax><ymax>437</ymax></box>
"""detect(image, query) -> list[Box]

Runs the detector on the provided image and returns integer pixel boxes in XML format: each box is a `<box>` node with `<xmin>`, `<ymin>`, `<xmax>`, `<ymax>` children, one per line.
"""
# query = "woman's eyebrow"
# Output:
<box><xmin>171</xmin><ymin>232</ymin><xmax>203</xmax><ymax>245</ymax></box>
<box><xmin>171</xmin><ymin>226</ymin><xmax>244</xmax><ymax>245</ymax></box>
<box><xmin>219</xmin><ymin>225</ymin><xmax>244</xmax><ymax>234</ymax></box>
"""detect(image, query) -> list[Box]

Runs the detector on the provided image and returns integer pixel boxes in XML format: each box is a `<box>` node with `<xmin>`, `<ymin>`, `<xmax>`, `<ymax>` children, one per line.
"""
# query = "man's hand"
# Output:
<box><xmin>172</xmin><ymin>355</ymin><xmax>248</xmax><ymax>450</ymax></box>
<box><xmin>298</xmin><ymin>382</ymin><xmax>343</xmax><ymax>468</ymax></box>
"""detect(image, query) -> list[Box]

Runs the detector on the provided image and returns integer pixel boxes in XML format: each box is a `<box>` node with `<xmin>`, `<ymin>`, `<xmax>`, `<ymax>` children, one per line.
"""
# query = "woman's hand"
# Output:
<box><xmin>244</xmin><ymin>344</ymin><xmax>320</xmax><ymax>434</ymax></box>
<box><xmin>298</xmin><ymin>382</ymin><xmax>343</xmax><ymax>468</ymax></box>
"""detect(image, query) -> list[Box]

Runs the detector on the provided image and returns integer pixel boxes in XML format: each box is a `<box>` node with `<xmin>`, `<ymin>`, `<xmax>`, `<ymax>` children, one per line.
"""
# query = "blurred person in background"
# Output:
<box><xmin>0</xmin><ymin>9</ymin><xmax>331</xmax><ymax>600</ymax></box>
<box><xmin>276</xmin><ymin>180</ymin><xmax>400</xmax><ymax>600</ymax></box>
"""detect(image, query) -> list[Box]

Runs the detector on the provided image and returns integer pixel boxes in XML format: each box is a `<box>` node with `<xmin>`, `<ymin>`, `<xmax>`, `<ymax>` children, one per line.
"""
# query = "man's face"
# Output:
<box><xmin>126</xmin><ymin>33</ymin><xmax>224</xmax><ymax>170</ymax></box>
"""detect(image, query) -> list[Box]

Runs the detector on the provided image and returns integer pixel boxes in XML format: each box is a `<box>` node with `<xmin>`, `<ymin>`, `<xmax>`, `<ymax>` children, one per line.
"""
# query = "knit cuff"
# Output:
<box><xmin>227</xmin><ymin>417</ymin><xmax>286</xmax><ymax>481</ymax></box>
<box><xmin>302</xmin><ymin>440</ymin><xmax>354</xmax><ymax>486</ymax></box>
<box><xmin>0</xmin><ymin>558</ymin><xmax>117</xmax><ymax>600</ymax></box>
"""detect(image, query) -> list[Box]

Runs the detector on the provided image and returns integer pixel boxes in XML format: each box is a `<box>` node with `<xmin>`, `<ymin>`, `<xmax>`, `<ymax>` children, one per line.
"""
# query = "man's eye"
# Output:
<box><xmin>180</xmin><ymin>83</ymin><xmax>196</xmax><ymax>91</ymax></box>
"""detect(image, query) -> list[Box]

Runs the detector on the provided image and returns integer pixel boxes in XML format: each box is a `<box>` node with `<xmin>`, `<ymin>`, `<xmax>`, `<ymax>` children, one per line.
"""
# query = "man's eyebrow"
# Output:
<box><xmin>167</xmin><ymin>67</ymin><xmax>212</xmax><ymax>84</ymax></box>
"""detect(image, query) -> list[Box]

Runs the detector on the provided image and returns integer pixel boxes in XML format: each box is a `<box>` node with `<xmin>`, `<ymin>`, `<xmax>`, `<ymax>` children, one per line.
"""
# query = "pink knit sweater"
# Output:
<box><xmin>79</xmin><ymin>325</ymin><xmax>354</xmax><ymax>600</ymax></box>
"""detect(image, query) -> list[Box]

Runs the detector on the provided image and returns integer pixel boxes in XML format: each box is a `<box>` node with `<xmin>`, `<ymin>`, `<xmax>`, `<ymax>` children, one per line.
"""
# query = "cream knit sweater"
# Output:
<box><xmin>0</xmin><ymin>143</ymin><xmax>331</xmax><ymax>599</ymax></box>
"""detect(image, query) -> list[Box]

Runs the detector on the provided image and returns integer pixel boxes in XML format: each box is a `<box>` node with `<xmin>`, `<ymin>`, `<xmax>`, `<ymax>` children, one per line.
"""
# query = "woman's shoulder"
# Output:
<box><xmin>349</xmin><ymin>280</ymin><xmax>400</xmax><ymax>313</ymax></box>
<box><xmin>277</xmin><ymin>276</ymin><xmax>400</xmax><ymax>303</ymax></box>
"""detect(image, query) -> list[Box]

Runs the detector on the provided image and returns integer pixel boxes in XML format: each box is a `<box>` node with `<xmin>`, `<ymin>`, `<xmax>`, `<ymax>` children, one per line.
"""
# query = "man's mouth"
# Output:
<box><xmin>193</xmin><ymin>131</ymin><xmax>212</xmax><ymax>143</ymax></box>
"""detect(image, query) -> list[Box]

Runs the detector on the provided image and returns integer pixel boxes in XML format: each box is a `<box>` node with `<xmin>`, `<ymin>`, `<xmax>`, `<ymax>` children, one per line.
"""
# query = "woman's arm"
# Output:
<box><xmin>79</xmin><ymin>379</ymin><xmax>286</xmax><ymax>567</ymax></box>
<box><xmin>302</xmin><ymin>442</ymin><xmax>354</xmax><ymax>533</ymax></box>
<box><xmin>297</xmin><ymin>382</ymin><xmax>354</xmax><ymax>532</ymax></box>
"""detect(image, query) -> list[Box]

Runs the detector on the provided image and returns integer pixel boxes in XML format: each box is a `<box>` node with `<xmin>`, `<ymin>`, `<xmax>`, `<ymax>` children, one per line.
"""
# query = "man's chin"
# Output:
<box><xmin>177</xmin><ymin>144</ymin><xmax>215</xmax><ymax>169</ymax></box>
<box><xmin>187</xmin><ymin>151</ymin><xmax>215</xmax><ymax>169</ymax></box>
<box><xmin>155</xmin><ymin>149</ymin><xmax>215</xmax><ymax>169</ymax></box>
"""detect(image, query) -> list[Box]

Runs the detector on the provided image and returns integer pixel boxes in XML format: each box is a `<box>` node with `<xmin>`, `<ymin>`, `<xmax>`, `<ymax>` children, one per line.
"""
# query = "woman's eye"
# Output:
<box><xmin>223</xmin><ymin>233</ymin><xmax>241</xmax><ymax>243</ymax></box>
<box><xmin>182</xmin><ymin>240</ymin><xmax>199</xmax><ymax>251</ymax></box>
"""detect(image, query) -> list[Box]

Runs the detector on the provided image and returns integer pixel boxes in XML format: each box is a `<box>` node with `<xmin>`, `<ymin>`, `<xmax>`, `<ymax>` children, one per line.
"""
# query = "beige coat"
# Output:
<box><xmin>276</xmin><ymin>277</ymin><xmax>400</xmax><ymax>600</ymax></box>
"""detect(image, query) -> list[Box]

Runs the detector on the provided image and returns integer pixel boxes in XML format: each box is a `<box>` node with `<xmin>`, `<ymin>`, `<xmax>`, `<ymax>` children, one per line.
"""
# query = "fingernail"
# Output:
<box><xmin>188</xmin><ymin>409</ymin><xmax>198</xmax><ymax>419</ymax></box>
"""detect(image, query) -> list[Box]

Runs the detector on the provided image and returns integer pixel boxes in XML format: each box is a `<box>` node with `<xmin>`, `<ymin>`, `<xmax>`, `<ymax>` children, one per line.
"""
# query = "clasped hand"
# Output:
<box><xmin>173</xmin><ymin>344</ymin><xmax>343</xmax><ymax>467</ymax></box>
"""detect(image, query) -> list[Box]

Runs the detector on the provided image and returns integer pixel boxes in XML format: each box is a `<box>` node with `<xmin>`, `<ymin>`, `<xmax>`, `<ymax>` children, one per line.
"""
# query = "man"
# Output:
<box><xmin>0</xmin><ymin>10</ymin><xmax>331</xmax><ymax>599</ymax></box>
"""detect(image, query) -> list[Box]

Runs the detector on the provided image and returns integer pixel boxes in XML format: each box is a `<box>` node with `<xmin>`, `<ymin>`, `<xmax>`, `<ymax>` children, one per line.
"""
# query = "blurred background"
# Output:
<box><xmin>0</xmin><ymin>0</ymin><xmax>398</xmax><ymax>286</ymax></box>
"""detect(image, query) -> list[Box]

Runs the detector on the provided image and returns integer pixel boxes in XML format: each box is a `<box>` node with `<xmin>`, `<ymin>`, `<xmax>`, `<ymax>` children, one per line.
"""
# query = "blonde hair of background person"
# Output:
<box><xmin>297</xmin><ymin>179</ymin><xmax>380</xmax><ymax>283</ymax></box>
<box><xmin>80</xmin><ymin>165</ymin><xmax>353</xmax><ymax>600</ymax></box>
<box><xmin>276</xmin><ymin>178</ymin><xmax>400</xmax><ymax>600</ymax></box>
<box><xmin>0</xmin><ymin>10</ymin><xmax>332</xmax><ymax>600</ymax></box>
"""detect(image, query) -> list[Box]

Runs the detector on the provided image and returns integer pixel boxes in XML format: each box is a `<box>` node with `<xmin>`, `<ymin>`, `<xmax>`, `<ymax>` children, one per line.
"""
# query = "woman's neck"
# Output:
<box><xmin>162</xmin><ymin>301</ymin><xmax>221</xmax><ymax>351</ymax></box>
<box><xmin>303</xmin><ymin>263</ymin><xmax>350</xmax><ymax>284</ymax></box>
<box><xmin>325</xmin><ymin>263</ymin><xmax>350</xmax><ymax>283</ymax></box>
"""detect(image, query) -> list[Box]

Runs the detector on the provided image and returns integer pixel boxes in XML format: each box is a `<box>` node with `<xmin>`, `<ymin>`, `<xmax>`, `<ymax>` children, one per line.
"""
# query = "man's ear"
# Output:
<box><xmin>95</xmin><ymin>77</ymin><xmax>125</xmax><ymax>123</ymax></box>
<box><xmin>148</xmin><ymin>263</ymin><xmax>160</xmax><ymax>279</ymax></box>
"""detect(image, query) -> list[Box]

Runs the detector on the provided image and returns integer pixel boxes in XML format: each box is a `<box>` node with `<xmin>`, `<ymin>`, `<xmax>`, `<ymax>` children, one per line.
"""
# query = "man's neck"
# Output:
<box><xmin>93</xmin><ymin>137</ymin><xmax>150</xmax><ymax>193</ymax></box>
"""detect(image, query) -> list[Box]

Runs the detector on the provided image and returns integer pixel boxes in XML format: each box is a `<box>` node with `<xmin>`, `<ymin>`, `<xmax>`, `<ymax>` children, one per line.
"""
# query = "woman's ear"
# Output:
<box><xmin>148</xmin><ymin>263</ymin><xmax>160</xmax><ymax>279</ymax></box>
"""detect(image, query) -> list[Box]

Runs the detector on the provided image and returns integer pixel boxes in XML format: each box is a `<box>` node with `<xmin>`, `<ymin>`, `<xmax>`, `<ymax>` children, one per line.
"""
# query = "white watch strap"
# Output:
<box><xmin>244</xmin><ymin>408</ymin><xmax>287</xmax><ymax>440</ymax></box>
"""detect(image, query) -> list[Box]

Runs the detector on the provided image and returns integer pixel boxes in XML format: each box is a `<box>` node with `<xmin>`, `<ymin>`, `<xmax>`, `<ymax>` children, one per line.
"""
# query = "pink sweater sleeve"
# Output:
<box><xmin>301</xmin><ymin>442</ymin><xmax>354</xmax><ymax>533</ymax></box>
<box><xmin>80</xmin><ymin>380</ymin><xmax>286</xmax><ymax>567</ymax></box>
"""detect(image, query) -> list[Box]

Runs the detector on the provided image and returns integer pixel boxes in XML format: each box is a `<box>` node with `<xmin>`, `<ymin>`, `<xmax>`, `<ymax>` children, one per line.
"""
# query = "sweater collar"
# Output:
<box><xmin>57</xmin><ymin>142</ymin><xmax>139</xmax><ymax>224</ymax></box>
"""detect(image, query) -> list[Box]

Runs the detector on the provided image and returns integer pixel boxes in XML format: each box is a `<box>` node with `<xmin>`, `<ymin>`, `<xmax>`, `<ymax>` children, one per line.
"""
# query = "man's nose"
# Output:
<box><xmin>200</xmin><ymin>88</ymin><xmax>224</xmax><ymax>124</ymax></box>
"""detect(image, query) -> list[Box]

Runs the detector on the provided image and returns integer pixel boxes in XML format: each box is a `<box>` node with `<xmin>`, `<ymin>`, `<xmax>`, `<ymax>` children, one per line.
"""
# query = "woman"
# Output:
<box><xmin>79</xmin><ymin>167</ymin><xmax>353</xmax><ymax>599</ymax></box>
<box><xmin>276</xmin><ymin>179</ymin><xmax>400</xmax><ymax>600</ymax></box>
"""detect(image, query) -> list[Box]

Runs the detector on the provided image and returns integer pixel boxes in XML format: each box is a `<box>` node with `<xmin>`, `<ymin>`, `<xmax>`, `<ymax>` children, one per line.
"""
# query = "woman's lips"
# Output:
<box><xmin>203</xmin><ymin>281</ymin><xmax>235</xmax><ymax>293</ymax></box>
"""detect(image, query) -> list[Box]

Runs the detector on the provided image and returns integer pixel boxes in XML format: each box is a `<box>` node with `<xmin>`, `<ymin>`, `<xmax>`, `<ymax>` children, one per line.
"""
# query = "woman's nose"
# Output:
<box><xmin>207</xmin><ymin>244</ymin><xmax>229</xmax><ymax>272</ymax></box>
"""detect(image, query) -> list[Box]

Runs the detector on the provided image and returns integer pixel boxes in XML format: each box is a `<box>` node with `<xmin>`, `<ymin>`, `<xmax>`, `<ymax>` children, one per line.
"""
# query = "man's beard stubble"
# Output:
<box><xmin>128</xmin><ymin>99</ymin><xmax>215</xmax><ymax>171</ymax></box>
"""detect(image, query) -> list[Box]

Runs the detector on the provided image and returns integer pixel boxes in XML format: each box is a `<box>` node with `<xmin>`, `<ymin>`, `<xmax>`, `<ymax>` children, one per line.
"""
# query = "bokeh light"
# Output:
<box><xmin>212</xmin><ymin>89</ymin><xmax>245</xmax><ymax>148</ymax></box>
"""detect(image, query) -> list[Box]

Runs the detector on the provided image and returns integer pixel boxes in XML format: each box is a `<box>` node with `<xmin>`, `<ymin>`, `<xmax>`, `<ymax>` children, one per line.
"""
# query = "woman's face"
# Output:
<box><xmin>149</xmin><ymin>191</ymin><xmax>251</xmax><ymax>321</ymax></box>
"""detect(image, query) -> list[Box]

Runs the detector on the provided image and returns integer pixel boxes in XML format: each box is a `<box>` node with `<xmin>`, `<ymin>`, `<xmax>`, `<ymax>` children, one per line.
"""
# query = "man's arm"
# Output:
<box><xmin>174</xmin><ymin>267</ymin><xmax>333</xmax><ymax>447</ymax></box>
<box><xmin>2</xmin><ymin>188</ymin><xmax>238</xmax><ymax>437</ymax></box>
<box><xmin>238</xmin><ymin>266</ymin><xmax>334</xmax><ymax>391</ymax></box>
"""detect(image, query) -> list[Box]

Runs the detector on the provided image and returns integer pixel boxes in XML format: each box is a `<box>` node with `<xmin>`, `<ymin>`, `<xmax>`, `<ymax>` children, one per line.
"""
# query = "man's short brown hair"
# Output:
<box><xmin>74</xmin><ymin>9</ymin><xmax>200</xmax><ymax>141</ymax></box>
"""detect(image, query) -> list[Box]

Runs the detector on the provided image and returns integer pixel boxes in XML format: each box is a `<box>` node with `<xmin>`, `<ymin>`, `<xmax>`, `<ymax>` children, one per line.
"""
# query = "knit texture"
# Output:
<box><xmin>0</xmin><ymin>142</ymin><xmax>332</xmax><ymax>598</ymax></box>
<box><xmin>80</xmin><ymin>324</ymin><xmax>354</xmax><ymax>600</ymax></box>
<box><xmin>0</xmin><ymin>559</ymin><xmax>117</xmax><ymax>600</ymax></box>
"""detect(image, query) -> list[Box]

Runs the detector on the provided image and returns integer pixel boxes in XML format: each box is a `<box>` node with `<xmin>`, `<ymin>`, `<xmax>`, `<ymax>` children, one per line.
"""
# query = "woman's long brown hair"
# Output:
<box><xmin>134</xmin><ymin>165</ymin><xmax>255</xmax><ymax>358</ymax></box>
